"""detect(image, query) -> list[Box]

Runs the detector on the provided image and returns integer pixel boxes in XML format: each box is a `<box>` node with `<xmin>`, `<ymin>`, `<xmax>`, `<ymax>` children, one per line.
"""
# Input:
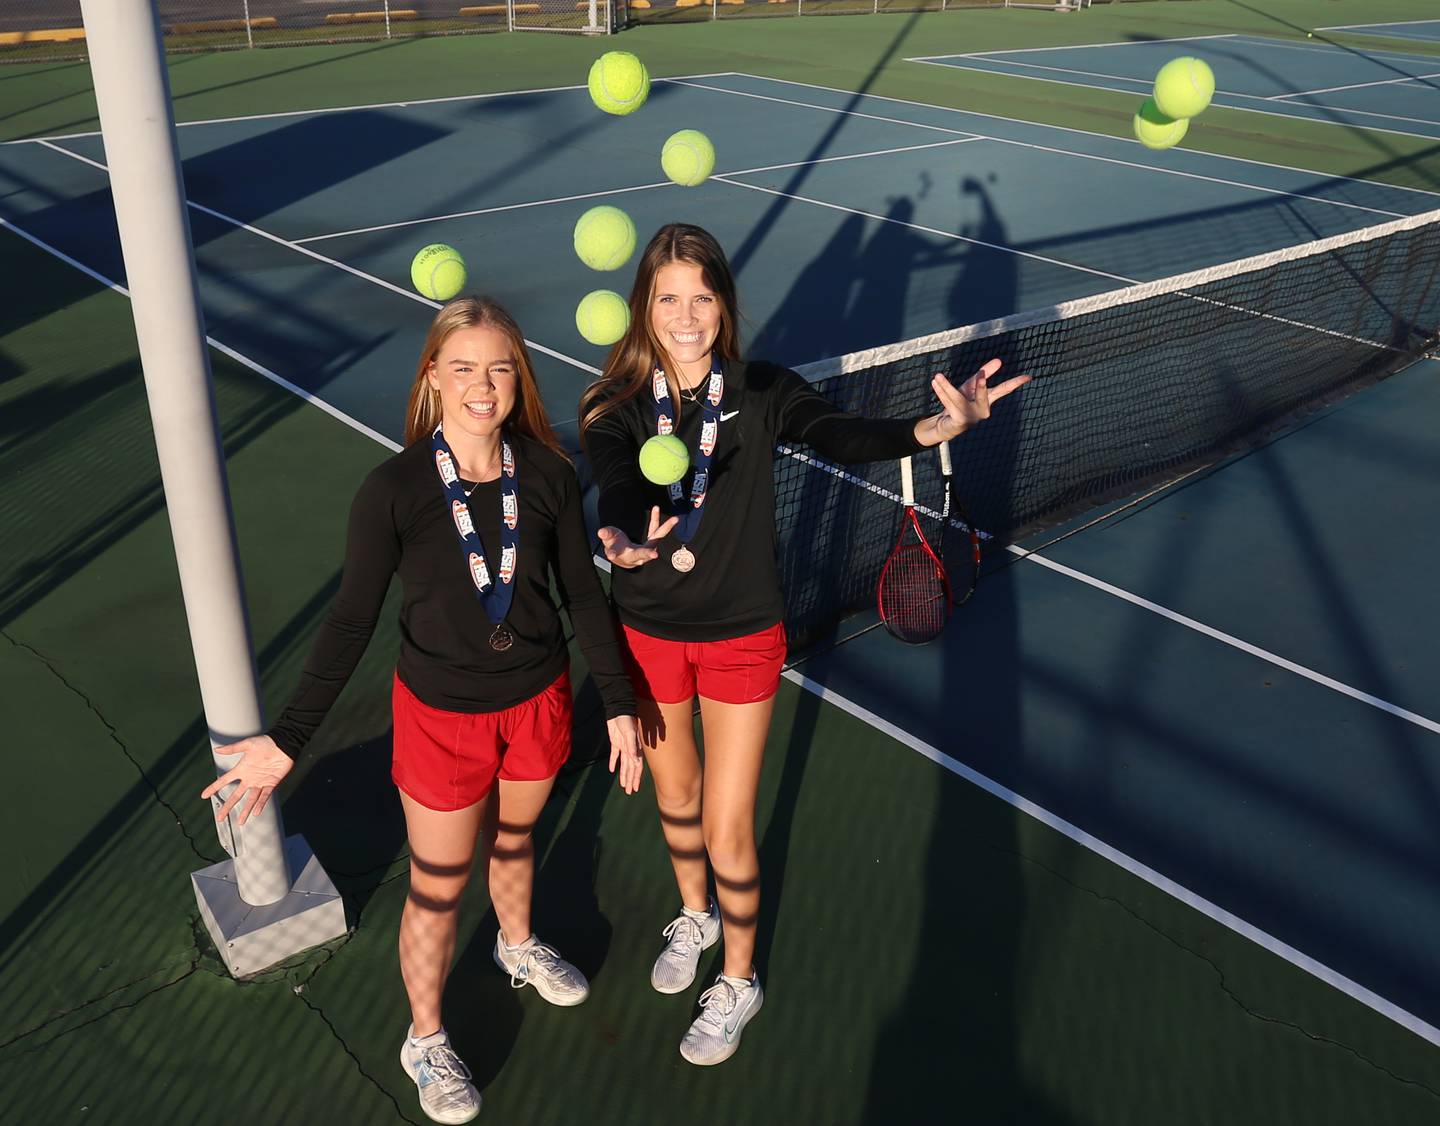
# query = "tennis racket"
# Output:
<box><xmin>877</xmin><ymin>456</ymin><xmax>951</xmax><ymax>644</ymax></box>
<box><xmin>937</xmin><ymin>439</ymin><xmax>981</xmax><ymax>607</ymax></box>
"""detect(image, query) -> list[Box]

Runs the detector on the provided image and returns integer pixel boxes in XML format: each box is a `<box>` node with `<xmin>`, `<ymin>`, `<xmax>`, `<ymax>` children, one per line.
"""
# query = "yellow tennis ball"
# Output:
<box><xmin>639</xmin><ymin>434</ymin><xmax>690</xmax><ymax>486</ymax></box>
<box><xmin>576</xmin><ymin>289</ymin><xmax>630</xmax><ymax>346</ymax></box>
<box><xmin>573</xmin><ymin>205</ymin><xmax>637</xmax><ymax>271</ymax></box>
<box><xmin>661</xmin><ymin>129</ymin><xmax>716</xmax><ymax>187</ymax></box>
<box><xmin>1153</xmin><ymin>56</ymin><xmax>1215</xmax><ymax>120</ymax></box>
<box><xmin>410</xmin><ymin>244</ymin><xmax>467</xmax><ymax>301</ymax></box>
<box><xmin>588</xmin><ymin>51</ymin><xmax>650</xmax><ymax>116</ymax></box>
<box><xmin>1133</xmin><ymin>97</ymin><xmax>1189</xmax><ymax>151</ymax></box>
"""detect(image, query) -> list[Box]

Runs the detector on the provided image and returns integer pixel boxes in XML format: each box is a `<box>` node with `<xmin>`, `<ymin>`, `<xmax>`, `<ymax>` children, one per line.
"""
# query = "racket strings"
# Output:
<box><xmin>878</xmin><ymin>544</ymin><xmax>949</xmax><ymax>642</ymax></box>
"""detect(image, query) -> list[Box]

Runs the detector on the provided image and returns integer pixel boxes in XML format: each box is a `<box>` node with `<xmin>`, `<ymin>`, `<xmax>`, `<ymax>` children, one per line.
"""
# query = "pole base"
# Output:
<box><xmin>192</xmin><ymin>834</ymin><xmax>347</xmax><ymax>978</ymax></box>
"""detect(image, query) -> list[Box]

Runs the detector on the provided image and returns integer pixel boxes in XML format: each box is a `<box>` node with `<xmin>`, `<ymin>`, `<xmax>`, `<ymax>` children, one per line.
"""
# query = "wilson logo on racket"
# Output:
<box><xmin>499</xmin><ymin>545</ymin><xmax>516</xmax><ymax>584</ymax></box>
<box><xmin>502</xmin><ymin>444</ymin><xmax>515</xmax><ymax>477</ymax></box>
<box><xmin>502</xmin><ymin>493</ymin><xmax>518</xmax><ymax>530</ymax></box>
<box><xmin>691</xmin><ymin>469</ymin><xmax>708</xmax><ymax>507</ymax></box>
<box><xmin>468</xmin><ymin>552</ymin><xmax>490</xmax><ymax>591</ymax></box>
<box><xmin>452</xmin><ymin>499</ymin><xmax>475</xmax><ymax>538</ymax></box>
<box><xmin>700</xmin><ymin>420</ymin><xmax>717</xmax><ymax>456</ymax></box>
<box><xmin>657</xmin><ymin>413</ymin><xmax>673</xmax><ymax>436</ymax></box>
<box><xmin>652</xmin><ymin>371</ymin><xmax>668</xmax><ymax>400</ymax></box>
<box><xmin>706</xmin><ymin>372</ymin><xmax>723</xmax><ymax>406</ymax></box>
<box><xmin>435</xmin><ymin>449</ymin><xmax>458</xmax><ymax>486</ymax></box>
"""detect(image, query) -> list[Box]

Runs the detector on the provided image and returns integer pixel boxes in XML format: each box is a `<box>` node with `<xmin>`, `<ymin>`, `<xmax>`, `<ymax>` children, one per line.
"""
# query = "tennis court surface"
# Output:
<box><xmin>5</xmin><ymin>2</ymin><xmax>1440</xmax><ymax>1122</ymax></box>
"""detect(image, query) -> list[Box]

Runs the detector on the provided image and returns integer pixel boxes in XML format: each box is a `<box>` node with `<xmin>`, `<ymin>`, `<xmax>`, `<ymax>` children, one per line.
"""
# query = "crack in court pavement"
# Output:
<box><xmin>1008</xmin><ymin>845</ymin><xmax>1440</xmax><ymax>1101</ymax></box>
<box><xmin>2</xmin><ymin>629</ymin><xmax>212</xmax><ymax>863</ymax></box>
<box><xmin>0</xmin><ymin>955</ymin><xmax>202</xmax><ymax>1058</ymax></box>
<box><xmin>294</xmin><ymin>944</ymin><xmax>423</xmax><ymax>1126</ymax></box>
<box><xmin>0</xmin><ymin>956</ymin><xmax>198</xmax><ymax>1053</ymax></box>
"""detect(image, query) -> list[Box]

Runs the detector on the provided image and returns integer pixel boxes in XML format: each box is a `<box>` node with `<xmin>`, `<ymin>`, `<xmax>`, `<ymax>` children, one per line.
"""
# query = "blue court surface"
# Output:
<box><xmin>2</xmin><ymin>70</ymin><xmax>1434</xmax><ymax>449</ymax></box>
<box><xmin>1322</xmin><ymin>20</ymin><xmax>1440</xmax><ymax>45</ymax></box>
<box><xmin>5</xmin><ymin>62</ymin><xmax>1440</xmax><ymax>1057</ymax></box>
<box><xmin>909</xmin><ymin>33</ymin><xmax>1440</xmax><ymax>143</ymax></box>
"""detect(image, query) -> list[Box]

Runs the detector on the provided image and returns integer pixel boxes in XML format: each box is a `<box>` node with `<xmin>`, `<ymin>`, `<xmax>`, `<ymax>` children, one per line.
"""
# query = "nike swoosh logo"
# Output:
<box><xmin>724</xmin><ymin>992</ymin><xmax>753</xmax><ymax>1040</ymax></box>
<box><xmin>720</xmin><ymin>410</ymin><xmax>740</xmax><ymax>422</ymax></box>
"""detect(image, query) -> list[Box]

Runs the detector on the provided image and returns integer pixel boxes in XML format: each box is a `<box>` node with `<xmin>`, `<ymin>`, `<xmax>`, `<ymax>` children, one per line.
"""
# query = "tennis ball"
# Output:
<box><xmin>661</xmin><ymin>129</ymin><xmax>716</xmax><ymax>187</ymax></box>
<box><xmin>1153</xmin><ymin>56</ymin><xmax>1215</xmax><ymax>120</ymax></box>
<box><xmin>411</xmin><ymin>244</ymin><xmax>467</xmax><ymax>301</ymax></box>
<box><xmin>573</xmin><ymin>205</ymin><xmax>637</xmax><ymax>271</ymax></box>
<box><xmin>639</xmin><ymin>434</ymin><xmax>690</xmax><ymax>486</ymax></box>
<box><xmin>588</xmin><ymin>51</ymin><xmax>650</xmax><ymax>116</ymax></box>
<box><xmin>576</xmin><ymin>289</ymin><xmax>630</xmax><ymax>346</ymax></box>
<box><xmin>1133</xmin><ymin>97</ymin><xmax>1189</xmax><ymax>151</ymax></box>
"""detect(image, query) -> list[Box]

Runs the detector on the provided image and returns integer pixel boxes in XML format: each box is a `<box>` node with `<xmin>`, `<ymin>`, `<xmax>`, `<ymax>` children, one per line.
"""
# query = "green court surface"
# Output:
<box><xmin>5</xmin><ymin>3</ymin><xmax>1440</xmax><ymax>1123</ymax></box>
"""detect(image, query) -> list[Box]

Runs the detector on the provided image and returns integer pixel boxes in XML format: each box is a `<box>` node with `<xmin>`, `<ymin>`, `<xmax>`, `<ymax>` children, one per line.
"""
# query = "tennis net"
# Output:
<box><xmin>774</xmin><ymin>206</ymin><xmax>1440</xmax><ymax>648</ymax></box>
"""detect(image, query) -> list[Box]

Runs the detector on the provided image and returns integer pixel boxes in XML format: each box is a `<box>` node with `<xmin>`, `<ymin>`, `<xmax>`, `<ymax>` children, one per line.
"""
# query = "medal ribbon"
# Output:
<box><xmin>430</xmin><ymin>424</ymin><xmax>518</xmax><ymax>627</ymax></box>
<box><xmin>650</xmin><ymin>359</ymin><xmax>724</xmax><ymax>546</ymax></box>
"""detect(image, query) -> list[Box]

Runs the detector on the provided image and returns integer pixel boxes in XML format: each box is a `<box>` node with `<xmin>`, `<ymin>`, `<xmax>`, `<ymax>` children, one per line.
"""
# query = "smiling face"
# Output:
<box><xmin>425</xmin><ymin>324</ymin><xmax>517</xmax><ymax>444</ymax></box>
<box><xmin>650</xmin><ymin>260</ymin><xmax>722</xmax><ymax>381</ymax></box>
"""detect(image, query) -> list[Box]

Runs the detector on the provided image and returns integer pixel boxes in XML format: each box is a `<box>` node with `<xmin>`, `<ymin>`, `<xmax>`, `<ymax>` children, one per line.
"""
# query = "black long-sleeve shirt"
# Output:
<box><xmin>269</xmin><ymin>436</ymin><xmax>634</xmax><ymax>759</ymax></box>
<box><xmin>582</xmin><ymin>360</ymin><xmax>927</xmax><ymax>642</ymax></box>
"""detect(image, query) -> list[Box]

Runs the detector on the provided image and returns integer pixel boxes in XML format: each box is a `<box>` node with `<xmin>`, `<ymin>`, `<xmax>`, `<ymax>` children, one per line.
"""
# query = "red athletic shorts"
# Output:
<box><xmin>390</xmin><ymin>671</ymin><xmax>572</xmax><ymax>811</ymax></box>
<box><xmin>621</xmin><ymin>623</ymin><xmax>787</xmax><ymax>706</ymax></box>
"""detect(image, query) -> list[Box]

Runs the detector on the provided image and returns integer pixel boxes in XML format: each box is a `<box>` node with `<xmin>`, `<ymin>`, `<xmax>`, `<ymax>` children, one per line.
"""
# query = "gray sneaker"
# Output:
<box><xmin>679</xmin><ymin>971</ymin><xmax>764</xmax><ymax>1066</ymax></box>
<box><xmin>493</xmin><ymin>933</ymin><xmax>590</xmax><ymax>1006</ymax></box>
<box><xmin>651</xmin><ymin>899</ymin><xmax>722</xmax><ymax>994</ymax></box>
<box><xmin>399</xmin><ymin>1025</ymin><xmax>481</xmax><ymax>1124</ymax></box>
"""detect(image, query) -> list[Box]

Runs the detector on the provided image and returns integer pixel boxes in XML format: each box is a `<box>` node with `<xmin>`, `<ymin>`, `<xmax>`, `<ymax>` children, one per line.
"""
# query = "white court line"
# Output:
<box><xmin>710</xmin><ymin>174</ymin><xmax>1135</xmax><ymax>284</ymax></box>
<box><xmin>904</xmin><ymin>56</ymin><xmax>1440</xmax><ymax>143</ymax></box>
<box><xmin>1271</xmin><ymin>70</ymin><xmax>1440</xmax><ymax>100</ymax></box>
<box><xmin>676</xmin><ymin>82</ymin><xmax>1405</xmax><ymax>221</ymax></box>
<box><xmin>1009</xmin><ymin>544</ymin><xmax>1440</xmax><ymax>736</ymax></box>
<box><xmin>8</xmin><ymin>203</ymin><xmax>1437</xmax><ymax>1051</ymax></box>
<box><xmin>786</xmin><ymin>669</ymin><xmax>1440</xmax><ymax>1050</ymax></box>
<box><xmin>0</xmin><ymin>216</ymin><xmax>400</xmax><ymax>451</ymax></box>
<box><xmin>665</xmin><ymin>76</ymin><xmax>980</xmax><ymax>140</ymax></box>
<box><xmin>933</xmin><ymin>33</ymin><xmax>1238</xmax><ymax>59</ymax></box>
<box><xmin>39</xmin><ymin>140</ymin><xmax>601</xmax><ymax>378</ymax></box>
<box><xmin>727</xmin><ymin>71</ymin><xmax>1440</xmax><ymax>199</ymax></box>
<box><xmin>1217</xmin><ymin>33</ymin><xmax>1440</xmax><ymax>67</ymax></box>
<box><xmin>1318</xmin><ymin>20</ymin><xmax>1440</xmax><ymax>32</ymax></box>
<box><xmin>295</xmin><ymin>137</ymin><xmax>980</xmax><ymax>245</ymax></box>
<box><xmin>0</xmin><ymin>71</ymin><xmax>738</xmax><ymax>146</ymax></box>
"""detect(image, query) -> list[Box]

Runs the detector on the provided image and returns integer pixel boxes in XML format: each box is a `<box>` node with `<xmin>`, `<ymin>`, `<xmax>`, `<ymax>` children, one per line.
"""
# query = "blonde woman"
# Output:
<box><xmin>205</xmin><ymin>296</ymin><xmax>643</xmax><ymax>1123</ymax></box>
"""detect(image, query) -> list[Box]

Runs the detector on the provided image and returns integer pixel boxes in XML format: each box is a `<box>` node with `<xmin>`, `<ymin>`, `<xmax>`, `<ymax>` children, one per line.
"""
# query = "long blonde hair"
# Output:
<box><xmin>405</xmin><ymin>295</ymin><xmax>565</xmax><ymax>457</ymax></box>
<box><xmin>578</xmin><ymin>224</ymin><xmax>742</xmax><ymax>436</ymax></box>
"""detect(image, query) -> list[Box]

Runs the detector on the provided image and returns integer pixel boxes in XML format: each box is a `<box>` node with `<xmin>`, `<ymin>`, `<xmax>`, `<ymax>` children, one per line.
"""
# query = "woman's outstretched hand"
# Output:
<box><xmin>918</xmin><ymin>358</ymin><xmax>1031</xmax><ymax>445</ymax></box>
<box><xmin>200</xmin><ymin>734</ymin><xmax>294</xmax><ymax>825</ymax></box>
<box><xmin>597</xmin><ymin>506</ymin><xmax>680</xmax><ymax>569</ymax></box>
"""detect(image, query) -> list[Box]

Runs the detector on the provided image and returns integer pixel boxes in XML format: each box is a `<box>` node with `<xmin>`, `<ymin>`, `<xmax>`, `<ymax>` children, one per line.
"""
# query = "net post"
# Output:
<box><xmin>77</xmin><ymin>0</ymin><xmax>345</xmax><ymax>976</ymax></box>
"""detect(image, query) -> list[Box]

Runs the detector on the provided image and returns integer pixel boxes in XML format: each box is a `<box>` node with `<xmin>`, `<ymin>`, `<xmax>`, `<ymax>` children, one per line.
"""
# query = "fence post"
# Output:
<box><xmin>241</xmin><ymin>0</ymin><xmax>253</xmax><ymax>47</ymax></box>
<box><xmin>712</xmin><ymin>0</ymin><xmax>717</xmax><ymax>19</ymax></box>
<box><xmin>384</xmin><ymin>0</ymin><xmax>392</xmax><ymax>38</ymax></box>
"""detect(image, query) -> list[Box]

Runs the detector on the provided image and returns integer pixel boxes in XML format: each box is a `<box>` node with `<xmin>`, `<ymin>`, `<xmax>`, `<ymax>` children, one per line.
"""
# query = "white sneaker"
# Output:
<box><xmin>679</xmin><ymin>971</ymin><xmax>764</xmax><ymax>1066</ymax></box>
<box><xmin>493</xmin><ymin>933</ymin><xmax>590</xmax><ymax>1006</ymax></box>
<box><xmin>399</xmin><ymin>1025</ymin><xmax>481</xmax><ymax>1124</ymax></box>
<box><xmin>651</xmin><ymin>899</ymin><xmax>722</xmax><ymax>994</ymax></box>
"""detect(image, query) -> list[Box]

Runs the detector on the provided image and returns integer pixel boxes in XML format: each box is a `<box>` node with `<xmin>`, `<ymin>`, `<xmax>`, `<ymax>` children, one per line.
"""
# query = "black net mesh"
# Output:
<box><xmin>775</xmin><ymin>210</ymin><xmax>1440</xmax><ymax>649</ymax></box>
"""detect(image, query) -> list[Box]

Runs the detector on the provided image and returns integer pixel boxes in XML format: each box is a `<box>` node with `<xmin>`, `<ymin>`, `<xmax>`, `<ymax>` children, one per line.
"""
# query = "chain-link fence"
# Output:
<box><xmin>0</xmin><ymin>0</ymin><xmax>618</xmax><ymax>61</ymax></box>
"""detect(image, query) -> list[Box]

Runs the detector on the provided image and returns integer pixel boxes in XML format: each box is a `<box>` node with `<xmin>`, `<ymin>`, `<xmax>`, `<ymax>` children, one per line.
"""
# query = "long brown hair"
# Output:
<box><xmin>405</xmin><ymin>295</ymin><xmax>565</xmax><ymax>458</ymax></box>
<box><xmin>578</xmin><ymin>223</ymin><xmax>742</xmax><ymax>435</ymax></box>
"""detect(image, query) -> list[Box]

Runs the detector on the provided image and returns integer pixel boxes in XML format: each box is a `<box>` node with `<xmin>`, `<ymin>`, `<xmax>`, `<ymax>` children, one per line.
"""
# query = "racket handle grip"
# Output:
<box><xmin>900</xmin><ymin>456</ymin><xmax>915</xmax><ymax>505</ymax></box>
<box><xmin>938</xmin><ymin>439</ymin><xmax>952</xmax><ymax>476</ymax></box>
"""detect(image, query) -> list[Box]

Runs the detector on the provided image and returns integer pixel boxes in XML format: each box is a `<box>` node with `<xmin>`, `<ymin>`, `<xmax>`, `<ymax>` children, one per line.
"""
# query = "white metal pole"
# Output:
<box><xmin>508</xmin><ymin>0</ymin><xmax>515</xmax><ymax>32</ymax></box>
<box><xmin>712</xmin><ymin>0</ymin><xmax>717</xmax><ymax>19</ymax></box>
<box><xmin>384</xmin><ymin>0</ymin><xmax>392</xmax><ymax>38</ymax></box>
<box><xmin>589</xmin><ymin>0</ymin><xmax>598</xmax><ymax>31</ymax></box>
<box><xmin>241</xmin><ymin>0</ymin><xmax>253</xmax><ymax>47</ymax></box>
<box><xmin>78</xmin><ymin>0</ymin><xmax>290</xmax><ymax>908</ymax></box>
